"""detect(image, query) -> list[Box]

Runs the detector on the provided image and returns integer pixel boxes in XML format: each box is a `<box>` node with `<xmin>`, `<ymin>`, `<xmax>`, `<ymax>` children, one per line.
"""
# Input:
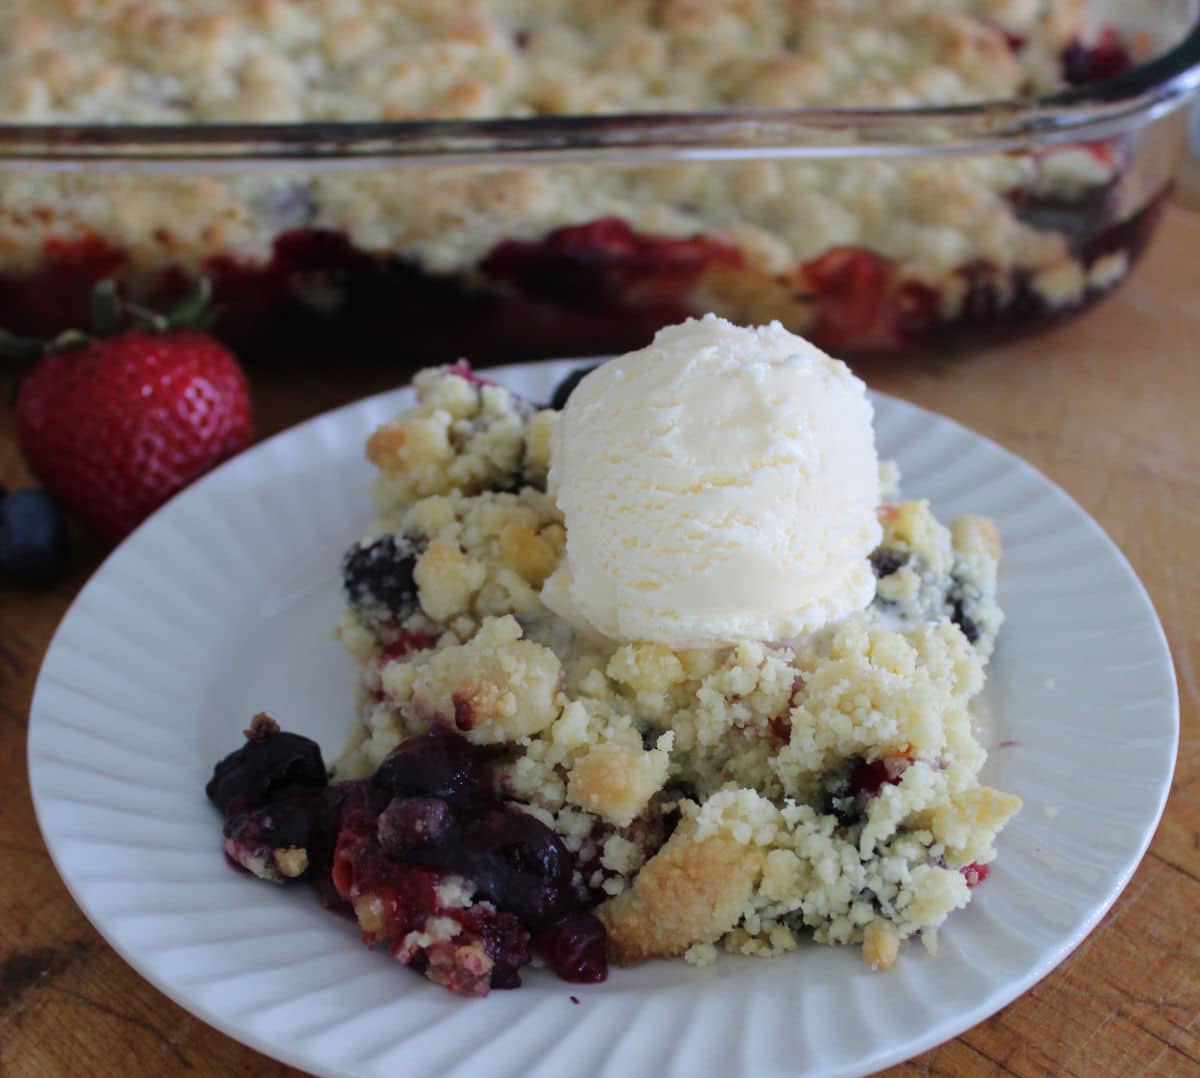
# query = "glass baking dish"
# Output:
<box><xmin>0</xmin><ymin>0</ymin><xmax>1197</xmax><ymax>364</ymax></box>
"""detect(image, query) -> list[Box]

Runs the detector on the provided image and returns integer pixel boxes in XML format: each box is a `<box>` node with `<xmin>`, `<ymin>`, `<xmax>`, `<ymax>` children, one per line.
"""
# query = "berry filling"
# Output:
<box><xmin>961</xmin><ymin>862</ymin><xmax>990</xmax><ymax>889</ymax></box>
<box><xmin>207</xmin><ymin>722</ymin><xmax>608</xmax><ymax>995</ymax></box>
<box><xmin>481</xmin><ymin>217</ymin><xmax>742</xmax><ymax>323</ymax></box>
<box><xmin>0</xmin><ymin>147</ymin><xmax>1159</xmax><ymax>364</ymax></box>
<box><xmin>824</xmin><ymin>754</ymin><xmax>910</xmax><ymax>825</ymax></box>
<box><xmin>1062</xmin><ymin>29</ymin><xmax>1134</xmax><ymax>86</ymax></box>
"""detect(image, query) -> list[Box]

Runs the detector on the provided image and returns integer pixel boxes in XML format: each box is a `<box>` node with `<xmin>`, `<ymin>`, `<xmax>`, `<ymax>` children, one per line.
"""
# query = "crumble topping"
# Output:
<box><xmin>0</xmin><ymin>1</ymin><xmax>1083</xmax><ymax>124</ymax></box>
<box><xmin>332</xmin><ymin>367</ymin><xmax>1021</xmax><ymax>972</ymax></box>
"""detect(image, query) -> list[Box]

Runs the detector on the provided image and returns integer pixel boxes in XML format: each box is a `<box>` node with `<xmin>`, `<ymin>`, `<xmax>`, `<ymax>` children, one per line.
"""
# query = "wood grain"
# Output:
<box><xmin>2</xmin><ymin>205</ymin><xmax>1198</xmax><ymax>1078</ymax></box>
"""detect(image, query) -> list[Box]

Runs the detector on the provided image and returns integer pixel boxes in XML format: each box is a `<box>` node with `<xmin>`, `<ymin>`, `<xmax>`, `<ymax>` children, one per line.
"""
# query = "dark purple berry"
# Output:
<box><xmin>459</xmin><ymin>809</ymin><xmax>575</xmax><ymax>928</ymax></box>
<box><xmin>205</xmin><ymin>714</ymin><xmax>327</xmax><ymax>814</ymax></box>
<box><xmin>480</xmin><ymin>912</ymin><xmax>533</xmax><ymax>989</ymax></box>
<box><xmin>870</xmin><ymin>549</ymin><xmax>906</xmax><ymax>578</ymax></box>
<box><xmin>549</xmin><ymin>364</ymin><xmax>600</xmax><ymax>410</ymax></box>
<box><xmin>1062</xmin><ymin>29</ymin><xmax>1132</xmax><ymax>86</ymax></box>
<box><xmin>341</xmin><ymin>534</ymin><xmax>421</xmax><ymax>628</ymax></box>
<box><xmin>378</xmin><ymin>796</ymin><xmax>453</xmax><ymax>853</ymax></box>
<box><xmin>533</xmin><ymin>913</ymin><xmax>608</xmax><ymax>983</ymax></box>
<box><xmin>823</xmin><ymin>755</ymin><xmax>907</xmax><ymax>825</ymax></box>
<box><xmin>0</xmin><ymin>488</ymin><xmax>69</xmax><ymax>588</ymax></box>
<box><xmin>848</xmin><ymin>758</ymin><xmax>892</xmax><ymax>798</ymax></box>
<box><xmin>404</xmin><ymin>807</ymin><xmax>576</xmax><ymax>928</ymax></box>
<box><xmin>223</xmin><ymin>791</ymin><xmax>323</xmax><ymax>879</ymax></box>
<box><xmin>371</xmin><ymin>730</ymin><xmax>487</xmax><ymax>804</ymax></box>
<box><xmin>206</xmin><ymin>720</ymin><xmax>605</xmax><ymax>993</ymax></box>
<box><xmin>950</xmin><ymin>599</ymin><xmax>981</xmax><ymax>644</ymax></box>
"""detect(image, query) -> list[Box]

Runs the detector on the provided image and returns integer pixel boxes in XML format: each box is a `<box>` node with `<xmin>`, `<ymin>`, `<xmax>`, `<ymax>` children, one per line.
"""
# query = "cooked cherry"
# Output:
<box><xmin>377</xmin><ymin>796</ymin><xmax>453</xmax><ymax>852</ymax></box>
<box><xmin>223</xmin><ymin>791</ymin><xmax>323</xmax><ymax>878</ymax></box>
<box><xmin>469</xmin><ymin>810</ymin><xmax>574</xmax><ymax>925</ymax></box>
<box><xmin>1062</xmin><ymin>29</ymin><xmax>1132</xmax><ymax>86</ymax></box>
<box><xmin>224</xmin><ymin>791</ymin><xmax>321</xmax><ymax>849</ymax></box>
<box><xmin>208</xmin><ymin>721</ymin><xmax>601</xmax><ymax>994</ymax></box>
<box><xmin>205</xmin><ymin>714</ymin><xmax>327</xmax><ymax>814</ymax></box>
<box><xmin>371</xmin><ymin>730</ymin><xmax>488</xmax><ymax>804</ymax></box>
<box><xmin>405</xmin><ymin>807</ymin><xmax>575</xmax><ymax>928</ymax></box>
<box><xmin>478</xmin><ymin>911</ymin><xmax>533</xmax><ymax>989</ymax></box>
<box><xmin>393</xmin><ymin>806</ymin><xmax>576</xmax><ymax>921</ymax></box>
<box><xmin>533</xmin><ymin>913</ymin><xmax>609</xmax><ymax>983</ymax></box>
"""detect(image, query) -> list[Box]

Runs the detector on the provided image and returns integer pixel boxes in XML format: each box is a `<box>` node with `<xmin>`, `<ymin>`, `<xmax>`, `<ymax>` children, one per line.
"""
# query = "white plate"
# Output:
<box><xmin>28</xmin><ymin>360</ymin><xmax>1178</xmax><ymax>1078</ymax></box>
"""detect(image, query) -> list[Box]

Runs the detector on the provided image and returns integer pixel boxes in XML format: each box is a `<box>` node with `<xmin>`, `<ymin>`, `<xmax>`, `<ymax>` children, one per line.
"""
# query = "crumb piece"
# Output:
<box><xmin>244</xmin><ymin>713</ymin><xmax>280</xmax><ymax>740</ymax></box>
<box><xmin>951</xmin><ymin>515</ymin><xmax>1002</xmax><ymax>561</ymax></box>
<box><xmin>566</xmin><ymin>743</ymin><xmax>669</xmax><ymax>827</ymax></box>
<box><xmin>926</xmin><ymin>785</ymin><xmax>1023</xmax><ymax>863</ymax></box>
<box><xmin>271</xmin><ymin>847</ymin><xmax>309</xmax><ymax>878</ymax></box>
<box><xmin>598</xmin><ymin>817</ymin><xmax>764</xmax><ymax>964</ymax></box>
<box><xmin>408</xmin><ymin>616</ymin><xmax>562</xmax><ymax>744</ymax></box>
<box><xmin>862</xmin><ymin>920</ymin><xmax>899</xmax><ymax>971</ymax></box>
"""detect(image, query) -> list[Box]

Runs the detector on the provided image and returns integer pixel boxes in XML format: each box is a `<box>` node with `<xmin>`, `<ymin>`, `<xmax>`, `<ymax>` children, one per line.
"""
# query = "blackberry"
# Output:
<box><xmin>342</xmin><ymin>534</ymin><xmax>421</xmax><ymax>629</ymax></box>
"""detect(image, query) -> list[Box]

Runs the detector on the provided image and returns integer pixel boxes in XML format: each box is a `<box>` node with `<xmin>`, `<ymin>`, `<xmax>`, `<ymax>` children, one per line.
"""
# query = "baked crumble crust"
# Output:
<box><xmin>0</xmin><ymin>1</ymin><xmax>1082</xmax><ymax>124</ymax></box>
<box><xmin>333</xmin><ymin>367</ymin><xmax>1022</xmax><ymax>970</ymax></box>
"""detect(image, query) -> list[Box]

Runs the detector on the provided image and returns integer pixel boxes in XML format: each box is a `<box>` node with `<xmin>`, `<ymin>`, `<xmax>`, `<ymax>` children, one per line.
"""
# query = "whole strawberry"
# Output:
<box><xmin>6</xmin><ymin>280</ymin><xmax>253</xmax><ymax>543</ymax></box>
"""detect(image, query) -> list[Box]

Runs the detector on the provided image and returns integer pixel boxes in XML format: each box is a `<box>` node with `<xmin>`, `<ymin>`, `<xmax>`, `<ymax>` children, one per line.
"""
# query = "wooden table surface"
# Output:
<box><xmin>2</xmin><ymin>205</ymin><xmax>1198</xmax><ymax>1078</ymax></box>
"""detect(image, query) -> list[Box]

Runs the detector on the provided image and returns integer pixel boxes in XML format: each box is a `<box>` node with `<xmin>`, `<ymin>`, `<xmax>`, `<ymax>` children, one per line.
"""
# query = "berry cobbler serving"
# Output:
<box><xmin>0</xmin><ymin>1</ymin><xmax>1161</xmax><ymax>359</ymax></box>
<box><xmin>207</xmin><ymin>317</ymin><xmax>1022</xmax><ymax>996</ymax></box>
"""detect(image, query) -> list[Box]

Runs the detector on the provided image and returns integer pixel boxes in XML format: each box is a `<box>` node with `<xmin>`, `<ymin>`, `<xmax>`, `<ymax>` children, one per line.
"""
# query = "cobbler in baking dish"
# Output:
<box><xmin>0</xmin><ymin>1</ymin><xmax>1146</xmax><ymax>357</ymax></box>
<box><xmin>207</xmin><ymin>335</ymin><xmax>1021</xmax><ymax>996</ymax></box>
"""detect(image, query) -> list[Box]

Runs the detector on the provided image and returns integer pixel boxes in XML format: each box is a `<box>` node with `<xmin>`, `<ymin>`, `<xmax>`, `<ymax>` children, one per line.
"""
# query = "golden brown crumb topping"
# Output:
<box><xmin>0</xmin><ymin>1</ymin><xmax>1083</xmax><ymax>123</ymax></box>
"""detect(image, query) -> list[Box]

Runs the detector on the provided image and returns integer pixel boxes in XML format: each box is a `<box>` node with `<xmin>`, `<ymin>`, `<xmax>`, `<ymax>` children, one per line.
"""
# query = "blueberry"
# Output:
<box><xmin>0</xmin><ymin>489</ymin><xmax>69</xmax><ymax>588</ymax></box>
<box><xmin>206</xmin><ymin>714</ymin><xmax>328</xmax><ymax>814</ymax></box>
<box><xmin>342</xmin><ymin>535</ymin><xmax>420</xmax><ymax>629</ymax></box>
<box><xmin>549</xmin><ymin>364</ymin><xmax>600</xmax><ymax>411</ymax></box>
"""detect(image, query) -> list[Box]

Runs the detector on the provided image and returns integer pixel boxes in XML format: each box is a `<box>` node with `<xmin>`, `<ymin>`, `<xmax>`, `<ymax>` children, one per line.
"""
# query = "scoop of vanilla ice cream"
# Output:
<box><xmin>541</xmin><ymin>315</ymin><xmax>882</xmax><ymax>647</ymax></box>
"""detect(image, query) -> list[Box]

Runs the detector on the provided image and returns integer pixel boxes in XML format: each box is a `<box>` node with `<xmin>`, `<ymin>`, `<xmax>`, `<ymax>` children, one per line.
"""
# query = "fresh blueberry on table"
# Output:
<box><xmin>0</xmin><ymin>487</ymin><xmax>70</xmax><ymax>588</ymax></box>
